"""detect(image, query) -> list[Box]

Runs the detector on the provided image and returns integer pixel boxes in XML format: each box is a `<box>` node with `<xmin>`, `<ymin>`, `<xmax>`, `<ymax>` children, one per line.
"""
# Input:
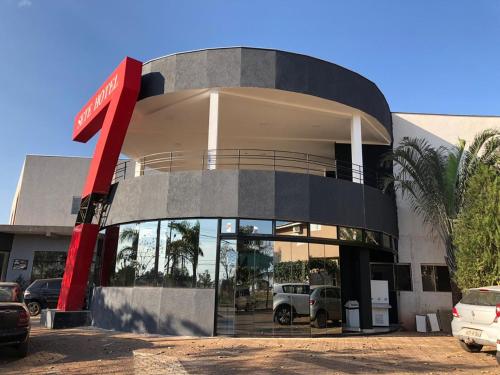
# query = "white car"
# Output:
<box><xmin>451</xmin><ymin>286</ymin><xmax>500</xmax><ymax>364</ymax></box>
<box><xmin>273</xmin><ymin>283</ymin><xmax>310</xmax><ymax>325</ymax></box>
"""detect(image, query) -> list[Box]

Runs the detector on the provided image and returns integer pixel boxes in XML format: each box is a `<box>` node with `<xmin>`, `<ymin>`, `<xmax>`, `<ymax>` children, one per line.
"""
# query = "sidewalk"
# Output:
<box><xmin>0</xmin><ymin>322</ymin><xmax>497</xmax><ymax>374</ymax></box>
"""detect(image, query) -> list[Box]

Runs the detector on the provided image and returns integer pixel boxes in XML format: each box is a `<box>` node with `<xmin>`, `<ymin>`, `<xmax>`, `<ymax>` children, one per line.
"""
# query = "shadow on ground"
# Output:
<box><xmin>0</xmin><ymin>327</ymin><xmax>156</xmax><ymax>370</ymax></box>
<box><xmin>179</xmin><ymin>342</ymin><xmax>497</xmax><ymax>374</ymax></box>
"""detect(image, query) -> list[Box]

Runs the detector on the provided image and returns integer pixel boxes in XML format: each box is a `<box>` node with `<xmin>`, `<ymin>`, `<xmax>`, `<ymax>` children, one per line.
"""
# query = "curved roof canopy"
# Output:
<box><xmin>123</xmin><ymin>48</ymin><xmax>392</xmax><ymax>159</ymax></box>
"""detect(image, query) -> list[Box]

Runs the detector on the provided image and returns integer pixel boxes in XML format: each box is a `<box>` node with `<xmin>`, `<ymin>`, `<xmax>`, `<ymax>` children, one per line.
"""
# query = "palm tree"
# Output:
<box><xmin>383</xmin><ymin>129</ymin><xmax>499</xmax><ymax>302</ymax></box>
<box><xmin>117</xmin><ymin>227</ymin><xmax>139</xmax><ymax>267</ymax></box>
<box><xmin>166</xmin><ymin>221</ymin><xmax>203</xmax><ymax>287</ymax></box>
<box><xmin>113</xmin><ymin>226</ymin><xmax>139</xmax><ymax>286</ymax></box>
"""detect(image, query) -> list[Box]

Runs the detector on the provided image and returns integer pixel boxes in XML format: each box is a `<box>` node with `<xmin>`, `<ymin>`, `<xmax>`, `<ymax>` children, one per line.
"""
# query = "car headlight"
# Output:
<box><xmin>24</xmin><ymin>291</ymin><xmax>31</xmax><ymax>297</ymax></box>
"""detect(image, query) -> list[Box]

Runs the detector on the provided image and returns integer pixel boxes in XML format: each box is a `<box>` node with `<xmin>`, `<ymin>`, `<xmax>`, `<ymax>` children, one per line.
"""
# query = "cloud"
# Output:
<box><xmin>18</xmin><ymin>0</ymin><xmax>32</xmax><ymax>7</ymax></box>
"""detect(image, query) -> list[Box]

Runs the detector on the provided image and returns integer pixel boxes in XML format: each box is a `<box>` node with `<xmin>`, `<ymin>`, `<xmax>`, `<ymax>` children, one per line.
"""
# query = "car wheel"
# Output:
<box><xmin>459</xmin><ymin>341</ymin><xmax>483</xmax><ymax>353</ymax></box>
<box><xmin>27</xmin><ymin>301</ymin><xmax>41</xmax><ymax>316</ymax></box>
<box><xmin>16</xmin><ymin>341</ymin><xmax>29</xmax><ymax>358</ymax></box>
<box><xmin>275</xmin><ymin>305</ymin><xmax>292</xmax><ymax>325</ymax></box>
<box><xmin>314</xmin><ymin>310</ymin><xmax>327</xmax><ymax>329</ymax></box>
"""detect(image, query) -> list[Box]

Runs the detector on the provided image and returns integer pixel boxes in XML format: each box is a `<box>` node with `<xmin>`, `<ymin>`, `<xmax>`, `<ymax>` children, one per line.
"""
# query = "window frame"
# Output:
<box><xmin>395</xmin><ymin>263</ymin><xmax>412</xmax><ymax>292</ymax></box>
<box><xmin>420</xmin><ymin>264</ymin><xmax>451</xmax><ymax>292</ymax></box>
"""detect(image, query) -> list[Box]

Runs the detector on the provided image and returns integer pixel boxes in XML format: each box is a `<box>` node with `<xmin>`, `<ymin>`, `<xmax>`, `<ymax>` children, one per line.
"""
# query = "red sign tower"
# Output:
<box><xmin>57</xmin><ymin>57</ymin><xmax>142</xmax><ymax>311</ymax></box>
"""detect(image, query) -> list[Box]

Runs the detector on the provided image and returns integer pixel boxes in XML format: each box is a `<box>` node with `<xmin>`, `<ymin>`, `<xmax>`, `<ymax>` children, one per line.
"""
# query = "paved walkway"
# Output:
<box><xmin>0</xmin><ymin>322</ymin><xmax>498</xmax><ymax>374</ymax></box>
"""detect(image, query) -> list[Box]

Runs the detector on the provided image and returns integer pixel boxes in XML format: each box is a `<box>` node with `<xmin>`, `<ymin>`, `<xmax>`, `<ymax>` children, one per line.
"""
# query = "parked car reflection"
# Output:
<box><xmin>309</xmin><ymin>286</ymin><xmax>342</xmax><ymax>328</ymax></box>
<box><xmin>272</xmin><ymin>283</ymin><xmax>341</xmax><ymax>329</ymax></box>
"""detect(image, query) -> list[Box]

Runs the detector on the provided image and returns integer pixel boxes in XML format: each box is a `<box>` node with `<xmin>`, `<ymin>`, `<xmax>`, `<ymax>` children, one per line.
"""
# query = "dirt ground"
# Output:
<box><xmin>0</xmin><ymin>320</ymin><xmax>498</xmax><ymax>374</ymax></box>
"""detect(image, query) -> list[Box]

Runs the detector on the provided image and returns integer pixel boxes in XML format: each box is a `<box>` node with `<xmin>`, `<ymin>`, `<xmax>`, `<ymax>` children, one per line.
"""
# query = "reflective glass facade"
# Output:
<box><xmin>100</xmin><ymin>218</ymin><xmax>398</xmax><ymax>337</ymax></box>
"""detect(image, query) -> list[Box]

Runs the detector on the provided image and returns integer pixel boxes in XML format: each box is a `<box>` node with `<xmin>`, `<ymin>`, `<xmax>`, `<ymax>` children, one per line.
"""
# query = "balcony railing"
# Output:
<box><xmin>113</xmin><ymin>149</ymin><xmax>385</xmax><ymax>191</ymax></box>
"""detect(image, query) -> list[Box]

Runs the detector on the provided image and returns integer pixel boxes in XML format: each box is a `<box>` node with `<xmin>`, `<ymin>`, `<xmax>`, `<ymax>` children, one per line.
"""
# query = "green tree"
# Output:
<box><xmin>165</xmin><ymin>221</ymin><xmax>203</xmax><ymax>287</ymax></box>
<box><xmin>453</xmin><ymin>164</ymin><xmax>500</xmax><ymax>289</ymax></box>
<box><xmin>384</xmin><ymin>129</ymin><xmax>499</xmax><ymax>302</ymax></box>
<box><xmin>113</xmin><ymin>226</ymin><xmax>139</xmax><ymax>286</ymax></box>
<box><xmin>117</xmin><ymin>227</ymin><xmax>139</xmax><ymax>266</ymax></box>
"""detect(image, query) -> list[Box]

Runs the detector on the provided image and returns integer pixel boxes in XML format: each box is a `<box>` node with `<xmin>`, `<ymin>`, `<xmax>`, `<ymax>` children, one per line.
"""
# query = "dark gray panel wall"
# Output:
<box><xmin>105</xmin><ymin>170</ymin><xmax>398</xmax><ymax>236</ymax></box>
<box><xmin>91</xmin><ymin>287</ymin><xmax>215</xmax><ymax>336</ymax></box>
<box><xmin>141</xmin><ymin>47</ymin><xmax>392</xmax><ymax>135</ymax></box>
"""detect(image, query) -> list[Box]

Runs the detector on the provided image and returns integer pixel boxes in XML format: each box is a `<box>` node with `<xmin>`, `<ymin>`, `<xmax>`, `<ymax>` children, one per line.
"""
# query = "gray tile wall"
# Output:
<box><xmin>104</xmin><ymin>170</ymin><xmax>398</xmax><ymax>236</ymax></box>
<box><xmin>91</xmin><ymin>287</ymin><xmax>215</xmax><ymax>336</ymax></box>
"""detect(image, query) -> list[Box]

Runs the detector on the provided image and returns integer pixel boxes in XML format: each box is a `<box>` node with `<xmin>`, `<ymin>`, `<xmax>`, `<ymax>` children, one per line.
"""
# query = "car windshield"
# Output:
<box><xmin>0</xmin><ymin>285</ymin><xmax>21</xmax><ymax>302</ymax></box>
<box><xmin>461</xmin><ymin>290</ymin><xmax>500</xmax><ymax>306</ymax></box>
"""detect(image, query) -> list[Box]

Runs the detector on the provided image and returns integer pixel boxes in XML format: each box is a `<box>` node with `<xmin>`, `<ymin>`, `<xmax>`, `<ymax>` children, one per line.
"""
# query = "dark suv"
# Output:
<box><xmin>23</xmin><ymin>278</ymin><xmax>62</xmax><ymax>316</ymax></box>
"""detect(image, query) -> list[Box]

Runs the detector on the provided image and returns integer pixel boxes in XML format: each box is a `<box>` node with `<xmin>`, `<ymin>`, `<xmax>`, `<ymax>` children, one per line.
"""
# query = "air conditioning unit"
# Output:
<box><xmin>292</xmin><ymin>225</ymin><xmax>302</xmax><ymax>234</ymax></box>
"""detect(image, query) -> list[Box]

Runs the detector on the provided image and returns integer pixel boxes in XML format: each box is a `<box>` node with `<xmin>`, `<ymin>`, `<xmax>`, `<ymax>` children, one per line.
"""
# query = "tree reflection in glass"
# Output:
<box><xmin>159</xmin><ymin>219</ymin><xmax>217</xmax><ymax>288</ymax></box>
<box><xmin>112</xmin><ymin>223</ymin><xmax>139</xmax><ymax>286</ymax></box>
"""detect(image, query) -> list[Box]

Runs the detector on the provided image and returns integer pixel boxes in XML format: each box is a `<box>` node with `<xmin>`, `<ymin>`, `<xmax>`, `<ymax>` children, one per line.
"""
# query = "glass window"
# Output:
<box><xmin>31</xmin><ymin>251</ymin><xmax>67</xmax><ymax>282</ymax></box>
<box><xmin>435</xmin><ymin>266</ymin><xmax>452</xmax><ymax>292</ymax></box>
<box><xmin>281</xmin><ymin>284</ymin><xmax>310</xmax><ymax>294</ymax></box>
<box><xmin>365</xmin><ymin>231</ymin><xmax>381</xmax><ymax>246</ymax></box>
<box><xmin>281</xmin><ymin>285</ymin><xmax>294</xmax><ymax>293</ymax></box>
<box><xmin>338</xmin><ymin>227</ymin><xmax>362</xmax><ymax>242</ymax></box>
<box><xmin>217</xmin><ymin>240</ymin><xmax>343</xmax><ymax>337</ymax></box>
<box><xmin>382</xmin><ymin>234</ymin><xmax>392</xmax><ymax>249</ymax></box>
<box><xmin>421</xmin><ymin>265</ymin><xmax>451</xmax><ymax>292</ymax></box>
<box><xmin>196</xmin><ymin>220</ymin><xmax>218</xmax><ymax>288</ymax></box>
<box><xmin>135</xmin><ymin>221</ymin><xmax>158</xmax><ymax>286</ymax></box>
<box><xmin>309</xmin><ymin>224</ymin><xmax>337</xmax><ymax>239</ymax></box>
<box><xmin>221</xmin><ymin>219</ymin><xmax>236</xmax><ymax>234</ymax></box>
<box><xmin>275</xmin><ymin>221</ymin><xmax>307</xmax><ymax>237</ymax></box>
<box><xmin>461</xmin><ymin>290</ymin><xmax>500</xmax><ymax>306</ymax></box>
<box><xmin>0</xmin><ymin>284</ymin><xmax>22</xmax><ymax>302</ymax></box>
<box><xmin>294</xmin><ymin>284</ymin><xmax>310</xmax><ymax>294</ymax></box>
<box><xmin>217</xmin><ymin>239</ymin><xmax>237</xmax><ymax>335</ymax></box>
<box><xmin>239</xmin><ymin>220</ymin><xmax>273</xmax><ymax>235</ymax></box>
<box><xmin>112</xmin><ymin>223</ymin><xmax>139</xmax><ymax>286</ymax></box>
<box><xmin>325</xmin><ymin>287</ymin><xmax>340</xmax><ymax>299</ymax></box>
<box><xmin>159</xmin><ymin>219</ymin><xmax>217</xmax><ymax>288</ymax></box>
<box><xmin>421</xmin><ymin>265</ymin><xmax>435</xmax><ymax>292</ymax></box>
<box><xmin>309</xmin><ymin>244</ymin><xmax>340</xmax><ymax>287</ymax></box>
<box><xmin>274</xmin><ymin>241</ymin><xmax>309</xmax><ymax>285</ymax></box>
<box><xmin>395</xmin><ymin>264</ymin><xmax>412</xmax><ymax>291</ymax></box>
<box><xmin>47</xmin><ymin>279</ymin><xmax>61</xmax><ymax>289</ymax></box>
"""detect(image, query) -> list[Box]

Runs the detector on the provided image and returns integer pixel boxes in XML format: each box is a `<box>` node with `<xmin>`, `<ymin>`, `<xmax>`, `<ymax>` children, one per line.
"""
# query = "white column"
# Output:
<box><xmin>207</xmin><ymin>90</ymin><xmax>219</xmax><ymax>170</ymax></box>
<box><xmin>350</xmin><ymin>114</ymin><xmax>364</xmax><ymax>184</ymax></box>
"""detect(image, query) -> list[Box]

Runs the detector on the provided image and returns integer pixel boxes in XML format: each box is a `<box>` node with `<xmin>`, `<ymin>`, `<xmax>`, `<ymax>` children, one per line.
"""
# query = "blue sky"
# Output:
<box><xmin>0</xmin><ymin>0</ymin><xmax>499</xmax><ymax>223</ymax></box>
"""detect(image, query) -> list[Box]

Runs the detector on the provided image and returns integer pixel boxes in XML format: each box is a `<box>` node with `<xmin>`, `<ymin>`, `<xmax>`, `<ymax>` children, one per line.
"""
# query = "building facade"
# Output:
<box><xmin>0</xmin><ymin>155</ymin><xmax>90</xmax><ymax>285</ymax></box>
<box><xmin>3</xmin><ymin>48</ymin><xmax>499</xmax><ymax>336</ymax></box>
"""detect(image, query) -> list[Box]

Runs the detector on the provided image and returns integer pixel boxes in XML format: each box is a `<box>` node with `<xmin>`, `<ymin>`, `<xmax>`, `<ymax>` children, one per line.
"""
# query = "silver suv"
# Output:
<box><xmin>451</xmin><ymin>286</ymin><xmax>500</xmax><ymax>365</ymax></box>
<box><xmin>309</xmin><ymin>286</ymin><xmax>342</xmax><ymax>328</ymax></box>
<box><xmin>273</xmin><ymin>283</ymin><xmax>310</xmax><ymax>325</ymax></box>
<box><xmin>272</xmin><ymin>283</ymin><xmax>342</xmax><ymax>328</ymax></box>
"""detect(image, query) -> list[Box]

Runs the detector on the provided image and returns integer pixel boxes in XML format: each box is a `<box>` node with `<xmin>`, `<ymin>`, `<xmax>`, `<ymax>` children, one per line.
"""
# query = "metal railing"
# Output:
<box><xmin>113</xmin><ymin>149</ymin><xmax>384</xmax><ymax>191</ymax></box>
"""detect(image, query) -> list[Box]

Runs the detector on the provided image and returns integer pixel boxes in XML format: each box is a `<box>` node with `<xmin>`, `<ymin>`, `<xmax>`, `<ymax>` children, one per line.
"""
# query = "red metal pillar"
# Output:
<box><xmin>57</xmin><ymin>57</ymin><xmax>142</xmax><ymax>311</ymax></box>
<box><xmin>100</xmin><ymin>226</ymin><xmax>119</xmax><ymax>287</ymax></box>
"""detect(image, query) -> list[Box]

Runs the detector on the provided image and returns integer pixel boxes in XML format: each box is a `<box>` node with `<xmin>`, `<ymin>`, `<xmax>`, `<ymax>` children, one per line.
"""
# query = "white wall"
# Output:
<box><xmin>392</xmin><ymin>113</ymin><xmax>500</xmax><ymax>329</ymax></box>
<box><xmin>9</xmin><ymin>155</ymin><xmax>90</xmax><ymax>227</ymax></box>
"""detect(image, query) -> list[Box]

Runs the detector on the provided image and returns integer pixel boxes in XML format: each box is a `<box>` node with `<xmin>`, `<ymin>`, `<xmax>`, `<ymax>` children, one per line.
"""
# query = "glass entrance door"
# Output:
<box><xmin>309</xmin><ymin>244</ymin><xmax>342</xmax><ymax>335</ymax></box>
<box><xmin>273</xmin><ymin>241</ymin><xmax>310</xmax><ymax>336</ymax></box>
